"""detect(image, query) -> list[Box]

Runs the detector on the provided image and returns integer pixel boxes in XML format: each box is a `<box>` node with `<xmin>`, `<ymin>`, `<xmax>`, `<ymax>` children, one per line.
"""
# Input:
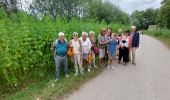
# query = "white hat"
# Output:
<box><xmin>58</xmin><ymin>32</ymin><xmax>64</xmax><ymax>37</ymax></box>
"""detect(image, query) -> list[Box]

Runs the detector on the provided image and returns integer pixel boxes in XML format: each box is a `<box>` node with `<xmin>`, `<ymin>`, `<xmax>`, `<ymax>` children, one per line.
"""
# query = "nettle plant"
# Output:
<box><xmin>0</xmin><ymin>13</ymin><xmax>127</xmax><ymax>92</ymax></box>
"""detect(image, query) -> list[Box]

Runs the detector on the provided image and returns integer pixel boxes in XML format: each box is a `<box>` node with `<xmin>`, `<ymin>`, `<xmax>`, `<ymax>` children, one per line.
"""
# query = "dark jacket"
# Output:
<box><xmin>132</xmin><ymin>32</ymin><xmax>140</xmax><ymax>47</ymax></box>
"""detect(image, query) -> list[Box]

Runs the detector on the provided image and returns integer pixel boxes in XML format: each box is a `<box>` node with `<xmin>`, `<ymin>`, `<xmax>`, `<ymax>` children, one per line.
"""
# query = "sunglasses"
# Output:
<box><xmin>73</xmin><ymin>35</ymin><xmax>78</xmax><ymax>37</ymax></box>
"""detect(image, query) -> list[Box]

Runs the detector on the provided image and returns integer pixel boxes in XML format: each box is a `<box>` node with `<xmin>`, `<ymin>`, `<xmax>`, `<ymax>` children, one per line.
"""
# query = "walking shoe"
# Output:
<box><xmin>111</xmin><ymin>66</ymin><xmax>115</xmax><ymax>70</ymax></box>
<box><xmin>55</xmin><ymin>78</ymin><xmax>59</xmax><ymax>82</ymax></box>
<box><xmin>99</xmin><ymin>63</ymin><xmax>103</xmax><ymax>67</ymax></box>
<box><xmin>94</xmin><ymin>65</ymin><xmax>97</xmax><ymax>69</ymax></box>
<box><xmin>74</xmin><ymin>73</ymin><xmax>78</xmax><ymax>76</ymax></box>
<box><xmin>89</xmin><ymin>66</ymin><xmax>92</xmax><ymax>69</ymax></box>
<box><xmin>88</xmin><ymin>68</ymin><xmax>91</xmax><ymax>72</ymax></box>
<box><xmin>107</xmin><ymin>66</ymin><xmax>110</xmax><ymax>70</ymax></box>
<box><xmin>132</xmin><ymin>62</ymin><xmax>136</xmax><ymax>65</ymax></box>
<box><xmin>65</xmin><ymin>74</ymin><xmax>70</xmax><ymax>78</ymax></box>
<box><xmin>124</xmin><ymin>62</ymin><xmax>127</xmax><ymax>65</ymax></box>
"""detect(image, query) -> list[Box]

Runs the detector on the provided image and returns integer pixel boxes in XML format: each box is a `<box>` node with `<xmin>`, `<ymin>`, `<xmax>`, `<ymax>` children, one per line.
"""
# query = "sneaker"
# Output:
<box><xmin>118</xmin><ymin>61</ymin><xmax>121</xmax><ymax>64</ymax></box>
<box><xmin>132</xmin><ymin>62</ymin><xmax>136</xmax><ymax>65</ymax></box>
<box><xmin>88</xmin><ymin>68</ymin><xmax>91</xmax><ymax>72</ymax></box>
<box><xmin>89</xmin><ymin>66</ymin><xmax>92</xmax><ymax>69</ymax></box>
<box><xmin>107</xmin><ymin>66</ymin><xmax>110</xmax><ymax>70</ymax></box>
<box><xmin>124</xmin><ymin>62</ymin><xmax>127</xmax><ymax>65</ymax></box>
<box><xmin>94</xmin><ymin>65</ymin><xmax>97</xmax><ymax>69</ymax></box>
<box><xmin>111</xmin><ymin>66</ymin><xmax>115</xmax><ymax>70</ymax></box>
<box><xmin>55</xmin><ymin>78</ymin><xmax>59</xmax><ymax>82</ymax></box>
<box><xmin>74</xmin><ymin>73</ymin><xmax>78</xmax><ymax>76</ymax></box>
<box><xmin>99</xmin><ymin>63</ymin><xmax>103</xmax><ymax>67</ymax></box>
<box><xmin>65</xmin><ymin>74</ymin><xmax>70</xmax><ymax>78</ymax></box>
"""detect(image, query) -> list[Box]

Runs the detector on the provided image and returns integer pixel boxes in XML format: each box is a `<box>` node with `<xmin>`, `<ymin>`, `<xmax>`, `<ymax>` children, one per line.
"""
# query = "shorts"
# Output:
<box><xmin>83</xmin><ymin>53</ymin><xmax>88</xmax><ymax>61</ymax></box>
<box><xmin>99</xmin><ymin>48</ymin><xmax>105</xmax><ymax>58</ymax></box>
<box><xmin>108</xmin><ymin>52</ymin><xmax>116</xmax><ymax>59</ymax></box>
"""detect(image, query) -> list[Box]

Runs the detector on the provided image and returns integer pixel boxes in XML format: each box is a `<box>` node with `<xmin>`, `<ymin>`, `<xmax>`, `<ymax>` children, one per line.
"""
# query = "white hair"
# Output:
<box><xmin>89</xmin><ymin>31</ymin><xmax>95</xmax><ymax>35</ymax></box>
<box><xmin>72</xmin><ymin>32</ymin><xmax>78</xmax><ymax>35</ymax></box>
<box><xmin>82</xmin><ymin>31</ymin><xmax>88</xmax><ymax>36</ymax></box>
<box><xmin>58</xmin><ymin>32</ymin><xmax>64</xmax><ymax>37</ymax></box>
<box><xmin>131</xmin><ymin>26</ymin><xmax>136</xmax><ymax>29</ymax></box>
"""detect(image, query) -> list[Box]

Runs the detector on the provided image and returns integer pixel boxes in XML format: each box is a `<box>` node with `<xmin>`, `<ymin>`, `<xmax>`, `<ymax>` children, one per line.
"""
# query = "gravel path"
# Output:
<box><xmin>64</xmin><ymin>35</ymin><xmax>170</xmax><ymax>100</ymax></box>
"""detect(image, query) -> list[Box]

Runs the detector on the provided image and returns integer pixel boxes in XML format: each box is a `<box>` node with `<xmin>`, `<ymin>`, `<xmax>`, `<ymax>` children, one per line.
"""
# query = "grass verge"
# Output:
<box><xmin>2</xmin><ymin>67</ymin><xmax>103</xmax><ymax>100</ymax></box>
<box><xmin>144</xmin><ymin>29</ymin><xmax>170</xmax><ymax>49</ymax></box>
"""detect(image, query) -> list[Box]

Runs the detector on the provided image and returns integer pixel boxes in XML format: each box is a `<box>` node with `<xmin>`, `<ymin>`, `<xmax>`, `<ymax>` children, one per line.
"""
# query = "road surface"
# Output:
<box><xmin>64</xmin><ymin>35</ymin><xmax>170</xmax><ymax>100</ymax></box>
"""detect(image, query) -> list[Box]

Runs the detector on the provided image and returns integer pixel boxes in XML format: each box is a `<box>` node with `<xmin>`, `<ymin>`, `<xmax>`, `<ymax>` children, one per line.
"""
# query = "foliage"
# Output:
<box><xmin>144</xmin><ymin>29</ymin><xmax>170</xmax><ymax>38</ymax></box>
<box><xmin>157</xmin><ymin>0</ymin><xmax>170</xmax><ymax>29</ymax></box>
<box><xmin>30</xmin><ymin>0</ymin><xmax>129</xmax><ymax>24</ymax></box>
<box><xmin>0</xmin><ymin>9</ymin><xmax>128</xmax><ymax>95</ymax></box>
<box><xmin>144</xmin><ymin>29</ymin><xmax>170</xmax><ymax>49</ymax></box>
<box><xmin>131</xmin><ymin>8</ymin><xmax>158</xmax><ymax>29</ymax></box>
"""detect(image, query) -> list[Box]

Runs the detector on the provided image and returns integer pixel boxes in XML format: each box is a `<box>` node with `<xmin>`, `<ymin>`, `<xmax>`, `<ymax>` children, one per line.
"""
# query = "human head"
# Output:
<box><xmin>107</xmin><ymin>28</ymin><xmax>112</xmax><ymax>36</ymax></box>
<box><xmin>107</xmin><ymin>28</ymin><xmax>112</xmax><ymax>33</ymax></box>
<box><xmin>82</xmin><ymin>31</ymin><xmax>88</xmax><ymax>41</ymax></box>
<box><xmin>72</xmin><ymin>32</ymin><xmax>78</xmax><ymax>39</ymax></box>
<box><xmin>100</xmin><ymin>28</ymin><xmax>107</xmax><ymax>36</ymax></box>
<box><xmin>131</xmin><ymin>26</ymin><xmax>136</xmax><ymax>32</ymax></box>
<box><xmin>118</xmin><ymin>29</ymin><xmax>123</xmax><ymax>36</ymax></box>
<box><xmin>89</xmin><ymin>31</ymin><xmax>95</xmax><ymax>37</ymax></box>
<box><xmin>125</xmin><ymin>30</ymin><xmax>130</xmax><ymax>36</ymax></box>
<box><xmin>58</xmin><ymin>32</ymin><xmax>65</xmax><ymax>41</ymax></box>
<box><xmin>111</xmin><ymin>33</ymin><xmax>116</xmax><ymax>39</ymax></box>
<box><xmin>118</xmin><ymin>29</ymin><xmax>123</xmax><ymax>33</ymax></box>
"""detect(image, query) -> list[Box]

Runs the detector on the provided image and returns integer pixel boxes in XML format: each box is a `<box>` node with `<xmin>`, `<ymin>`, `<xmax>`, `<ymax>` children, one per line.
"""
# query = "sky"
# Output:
<box><xmin>21</xmin><ymin>0</ymin><xmax>162</xmax><ymax>14</ymax></box>
<box><xmin>105</xmin><ymin>0</ymin><xmax>162</xmax><ymax>14</ymax></box>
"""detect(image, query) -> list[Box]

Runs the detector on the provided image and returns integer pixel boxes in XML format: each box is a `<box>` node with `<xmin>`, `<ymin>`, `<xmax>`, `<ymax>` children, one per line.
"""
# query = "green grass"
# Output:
<box><xmin>144</xmin><ymin>29</ymin><xmax>170</xmax><ymax>48</ymax></box>
<box><xmin>1</xmin><ymin>66</ymin><xmax>103</xmax><ymax>100</ymax></box>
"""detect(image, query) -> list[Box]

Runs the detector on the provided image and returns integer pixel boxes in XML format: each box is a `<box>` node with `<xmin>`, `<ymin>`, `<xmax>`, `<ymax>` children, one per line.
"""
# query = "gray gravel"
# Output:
<box><xmin>64</xmin><ymin>35</ymin><xmax>170</xmax><ymax>100</ymax></box>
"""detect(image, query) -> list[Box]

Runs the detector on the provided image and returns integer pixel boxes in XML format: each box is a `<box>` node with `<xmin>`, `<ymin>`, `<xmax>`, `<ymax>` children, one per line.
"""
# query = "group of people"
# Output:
<box><xmin>52</xmin><ymin>26</ymin><xmax>140</xmax><ymax>81</ymax></box>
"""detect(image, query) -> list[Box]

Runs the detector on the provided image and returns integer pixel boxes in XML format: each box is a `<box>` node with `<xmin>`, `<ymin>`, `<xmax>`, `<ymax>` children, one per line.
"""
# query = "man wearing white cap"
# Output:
<box><xmin>52</xmin><ymin>32</ymin><xmax>69</xmax><ymax>81</ymax></box>
<box><xmin>130</xmin><ymin>26</ymin><xmax>140</xmax><ymax>65</ymax></box>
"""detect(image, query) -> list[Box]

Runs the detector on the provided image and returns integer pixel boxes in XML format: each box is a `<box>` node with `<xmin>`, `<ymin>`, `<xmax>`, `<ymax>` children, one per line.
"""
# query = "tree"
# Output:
<box><xmin>0</xmin><ymin>0</ymin><xmax>19</xmax><ymax>14</ymax></box>
<box><xmin>158</xmin><ymin>0</ymin><xmax>170</xmax><ymax>29</ymax></box>
<box><xmin>29</xmin><ymin>0</ymin><xmax>129</xmax><ymax>24</ymax></box>
<box><xmin>131</xmin><ymin>8</ymin><xmax>158</xmax><ymax>29</ymax></box>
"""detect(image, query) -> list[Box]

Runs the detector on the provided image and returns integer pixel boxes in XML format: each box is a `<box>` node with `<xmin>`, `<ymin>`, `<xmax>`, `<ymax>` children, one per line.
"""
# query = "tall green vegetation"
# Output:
<box><xmin>29</xmin><ymin>0</ymin><xmax>129</xmax><ymax>24</ymax></box>
<box><xmin>0</xmin><ymin>6</ymin><xmax>128</xmax><ymax>95</ymax></box>
<box><xmin>131</xmin><ymin>0</ymin><xmax>170</xmax><ymax>29</ymax></box>
<box><xmin>131</xmin><ymin>8</ymin><xmax>158</xmax><ymax>29</ymax></box>
<box><xmin>157</xmin><ymin>0</ymin><xmax>170</xmax><ymax>29</ymax></box>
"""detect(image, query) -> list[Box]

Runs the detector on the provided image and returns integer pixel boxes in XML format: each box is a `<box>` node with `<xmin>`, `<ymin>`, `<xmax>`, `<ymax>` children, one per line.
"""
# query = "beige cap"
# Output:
<box><xmin>58</xmin><ymin>32</ymin><xmax>64</xmax><ymax>37</ymax></box>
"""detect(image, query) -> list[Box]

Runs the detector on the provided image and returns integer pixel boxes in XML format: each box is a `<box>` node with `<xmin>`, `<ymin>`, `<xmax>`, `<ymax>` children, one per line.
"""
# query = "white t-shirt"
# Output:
<box><xmin>79</xmin><ymin>37</ymin><xmax>92</xmax><ymax>54</ymax></box>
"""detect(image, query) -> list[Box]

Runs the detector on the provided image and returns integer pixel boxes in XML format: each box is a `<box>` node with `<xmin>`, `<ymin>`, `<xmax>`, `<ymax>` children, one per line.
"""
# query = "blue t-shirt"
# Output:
<box><xmin>55</xmin><ymin>40</ymin><xmax>68</xmax><ymax>56</ymax></box>
<box><xmin>108</xmin><ymin>39</ymin><xmax>118</xmax><ymax>54</ymax></box>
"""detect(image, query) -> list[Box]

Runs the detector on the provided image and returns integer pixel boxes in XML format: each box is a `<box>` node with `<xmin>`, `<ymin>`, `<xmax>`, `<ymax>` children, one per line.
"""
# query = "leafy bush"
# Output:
<box><xmin>0</xmin><ymin>11</ymin><xmax>128</xmax><ymax>94</ymax></box>
<box><xmin>144</xmin><ymin>29</ymin><xmax>170</xmax><ymax>38</ymax></box>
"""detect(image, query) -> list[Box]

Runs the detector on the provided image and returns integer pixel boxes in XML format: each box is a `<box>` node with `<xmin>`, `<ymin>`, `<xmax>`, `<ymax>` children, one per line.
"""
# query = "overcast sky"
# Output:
<box><xmin>22</xmin><ymin>0</ymin><xmax>162</xmax><ymax>14</ymax></box>
<box><xmin>105</xmin><ymin>0</ymin><xmax>162</xmax><ymax>14</ymax></box>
